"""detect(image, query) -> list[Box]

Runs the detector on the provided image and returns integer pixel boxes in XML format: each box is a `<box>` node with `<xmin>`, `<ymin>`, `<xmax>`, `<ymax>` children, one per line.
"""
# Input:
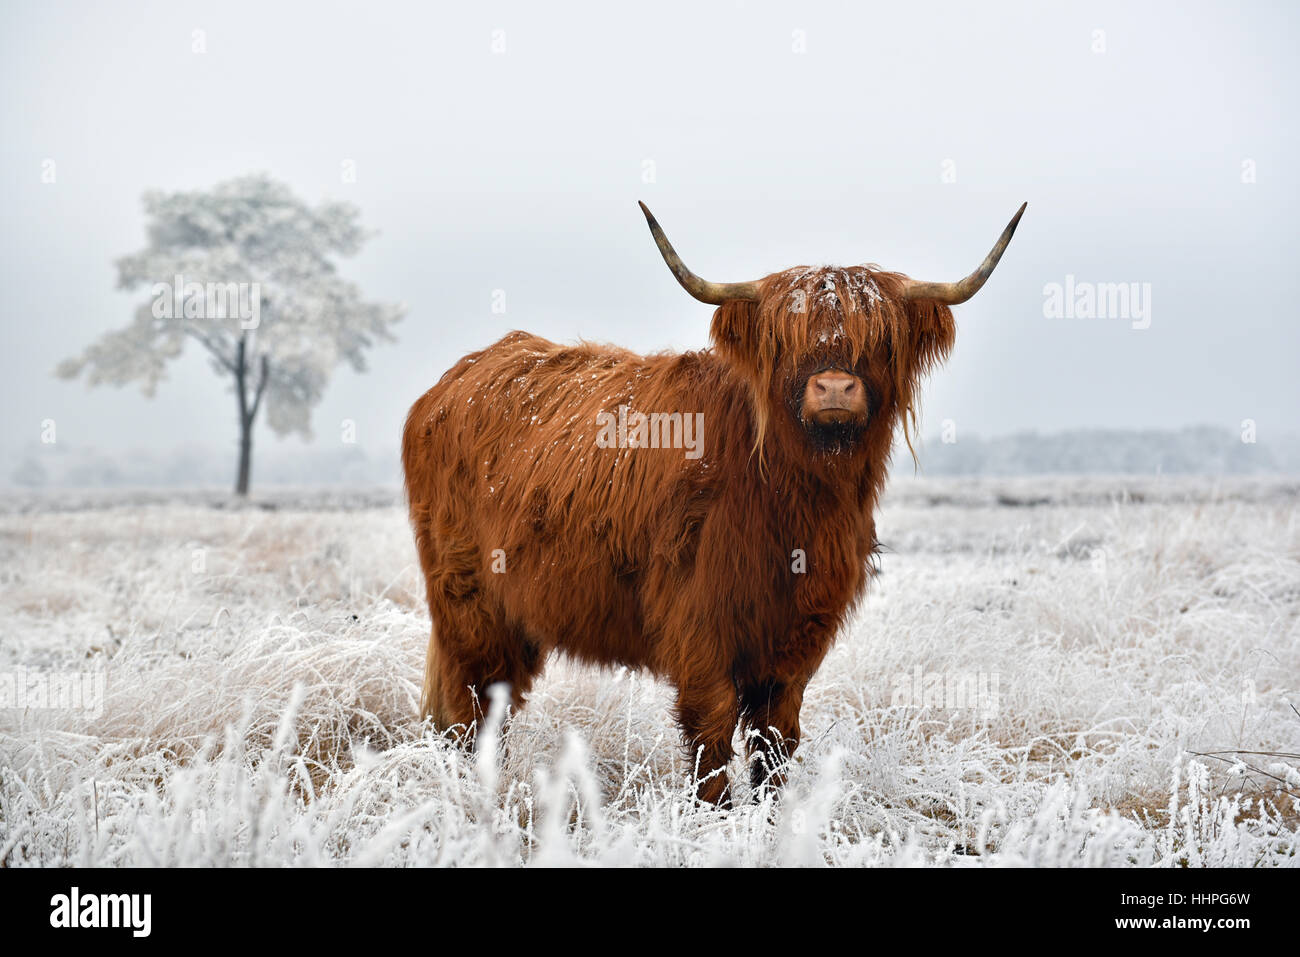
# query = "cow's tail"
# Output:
<box><xmin>420</xmin><ymin>623</ymin><xmax>449</xmax><ymax>729</ymax></box>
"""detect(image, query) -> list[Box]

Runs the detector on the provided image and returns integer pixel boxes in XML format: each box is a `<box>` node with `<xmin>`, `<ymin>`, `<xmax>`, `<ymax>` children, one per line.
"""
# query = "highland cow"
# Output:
<box><xmin>402</xmin><ymin>201</ymin><xmax>1026</xmax><ymax>804</ymax></box>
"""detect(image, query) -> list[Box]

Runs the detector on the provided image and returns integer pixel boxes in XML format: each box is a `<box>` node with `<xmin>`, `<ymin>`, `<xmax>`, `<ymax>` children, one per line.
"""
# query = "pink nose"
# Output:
<box><xmin>803</xmin><ymin>370</ymin><xmax>869</xmax><ymax>425</ymax></box>
<box><xmin>811</xmin><ymin>371</ymin><xmax>859</xmax><ymax>407</ymax></box>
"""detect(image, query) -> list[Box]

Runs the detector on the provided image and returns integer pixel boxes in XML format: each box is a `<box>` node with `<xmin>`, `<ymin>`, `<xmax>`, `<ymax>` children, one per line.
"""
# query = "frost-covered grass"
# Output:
<box><xmin>1</xmin><ymin>476</ymin><xmax>1297</xmax><ymax>866</ymax></box>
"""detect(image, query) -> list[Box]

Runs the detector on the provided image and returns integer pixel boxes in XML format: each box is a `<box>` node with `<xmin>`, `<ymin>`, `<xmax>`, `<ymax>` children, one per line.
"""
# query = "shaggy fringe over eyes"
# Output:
<box><xmin>710</xmin><ymin>266</ymin><xmax>957</xmax><ymax>469</ymax></box>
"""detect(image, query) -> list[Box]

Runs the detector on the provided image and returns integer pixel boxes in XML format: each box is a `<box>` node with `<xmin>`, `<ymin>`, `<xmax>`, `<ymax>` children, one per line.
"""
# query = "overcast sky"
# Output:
<box><xmin>3</xmin><ymin>0</ymin><xmax>1297</xmax><ymax>473</ymax></box>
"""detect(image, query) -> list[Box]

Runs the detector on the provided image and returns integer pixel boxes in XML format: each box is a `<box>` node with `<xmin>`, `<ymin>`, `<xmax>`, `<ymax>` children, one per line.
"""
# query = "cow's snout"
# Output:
<box><xmin>803</xmin><ymin>370</ymin><xmax>868</xmax><ymax>427</ymax></box>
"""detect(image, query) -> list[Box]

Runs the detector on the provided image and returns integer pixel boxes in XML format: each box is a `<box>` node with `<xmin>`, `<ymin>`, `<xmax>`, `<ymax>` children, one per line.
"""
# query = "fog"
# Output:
<box><xmin>3</xmin><ymin>0</ymin><xmax>1297</xmax><ymax>480</ymax></box>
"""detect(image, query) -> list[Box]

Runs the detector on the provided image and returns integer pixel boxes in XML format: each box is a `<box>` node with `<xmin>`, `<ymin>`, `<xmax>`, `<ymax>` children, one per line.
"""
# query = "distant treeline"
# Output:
<box><xmin>8</xmin><ymin>443</ymin><xmax>394</xmax><ymax>489</ymax></box>
<box><xmin>6</xmin><ymin>426</ymin><xmax>1299</xmax><ymax>488</ymax></box>
<box><xmin>912</xmin><ymin>426</ymin><xmax>1299</xmax><ymax>476</ymax></box>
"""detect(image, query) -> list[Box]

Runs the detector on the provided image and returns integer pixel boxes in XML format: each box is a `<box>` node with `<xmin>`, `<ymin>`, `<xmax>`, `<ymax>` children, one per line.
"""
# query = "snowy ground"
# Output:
<box><xmin>1</xmin><ymin>476</ymin><xmax>1297</xmax><ymax>866</ymax></box>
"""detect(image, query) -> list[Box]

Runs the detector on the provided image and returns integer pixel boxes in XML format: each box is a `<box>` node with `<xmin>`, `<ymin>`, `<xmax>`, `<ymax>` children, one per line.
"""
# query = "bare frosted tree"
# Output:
<box><xmin>57</xmin><ymin>173</ymin><xmax>406</xmax><ymax>495</ymax></box>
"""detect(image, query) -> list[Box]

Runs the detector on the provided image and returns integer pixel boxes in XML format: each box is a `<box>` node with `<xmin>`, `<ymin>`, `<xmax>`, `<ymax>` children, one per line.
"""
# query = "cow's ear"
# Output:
<box><xmin>709</xmin><ymin>300</ymin><xmax>760</xmax><ymax>363</ymax></box>
<box><xmin>900</xmin><ymin>296</ymin><xmax>957</xmax><ymax>375</ymax></box>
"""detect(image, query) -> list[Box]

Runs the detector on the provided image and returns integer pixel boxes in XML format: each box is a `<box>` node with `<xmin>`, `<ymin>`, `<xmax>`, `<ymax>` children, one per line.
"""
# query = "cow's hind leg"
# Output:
<box><xmin>673</xmin><ymin>671</ymin><xmax>740</xmax><ymax>807</ymax></box>
<box><xmin>425</xmin><ymin>604</ymin><xmax>543</xmax><ymax>741</ymax></box>
<box><xmin>418</xmin><ymin>531</ymin><xmax>543</xmax><ymax>739</ymax></box>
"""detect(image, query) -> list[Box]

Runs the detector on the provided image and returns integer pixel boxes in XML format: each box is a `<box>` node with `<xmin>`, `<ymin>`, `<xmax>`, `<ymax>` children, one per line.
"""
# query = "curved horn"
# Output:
<box><xmin>639</xmin><ymin>202</ymin><xmax>761</xmax><ymax>305</ymax></box>
<box><xmin>901</xmin><ymin>202</ymin><xmax>1027</xmax><ymax>304</ymax></box>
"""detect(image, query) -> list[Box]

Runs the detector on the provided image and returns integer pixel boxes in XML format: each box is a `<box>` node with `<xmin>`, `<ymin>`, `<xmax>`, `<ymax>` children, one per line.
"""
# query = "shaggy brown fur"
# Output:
<box><xmin>402</xmin><ymin>265</ymin><xmax>955</xmax><ymax>804</ymax></box>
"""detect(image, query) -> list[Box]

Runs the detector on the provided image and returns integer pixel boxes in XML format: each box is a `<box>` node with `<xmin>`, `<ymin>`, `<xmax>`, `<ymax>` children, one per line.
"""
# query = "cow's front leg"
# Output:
<box><xmin>673</xmin><ymin>672</ymin><xmax>739</xmax><ymax>807</ymax></box>
<box><xmin>740</xmin><ymin>678</ymin><xmax>807</xmax><ymax>797</ymax></box>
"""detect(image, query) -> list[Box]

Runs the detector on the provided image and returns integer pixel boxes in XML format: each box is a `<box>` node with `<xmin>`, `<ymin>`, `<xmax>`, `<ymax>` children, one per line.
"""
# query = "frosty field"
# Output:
<box><xmin>1</xmin><ymin>476</ymin><xmax>1297</xmax><ymax>867</ymax></box>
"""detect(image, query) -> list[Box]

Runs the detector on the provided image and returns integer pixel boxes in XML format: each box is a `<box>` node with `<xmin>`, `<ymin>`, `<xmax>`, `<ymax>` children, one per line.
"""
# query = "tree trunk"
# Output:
<box><xmin>236</xmin><ymin>420</ymin><xmax>253</xmax><ymax>496</ymax></box>
<box><xmin>233</xmin><ymin>338</ymin><xmax>269</xmax><ymax>497</ymax></box>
